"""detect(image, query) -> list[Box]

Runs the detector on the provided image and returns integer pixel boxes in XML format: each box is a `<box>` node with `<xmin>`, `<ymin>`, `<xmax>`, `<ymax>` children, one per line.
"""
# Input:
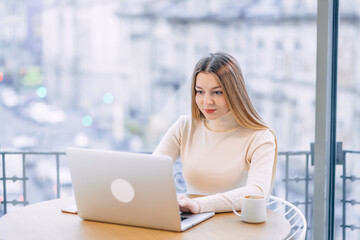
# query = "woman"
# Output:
<box><xmin>153</xmin><ymin>52</ymin><xmax>277</xmax><ymax>214</ymax></box>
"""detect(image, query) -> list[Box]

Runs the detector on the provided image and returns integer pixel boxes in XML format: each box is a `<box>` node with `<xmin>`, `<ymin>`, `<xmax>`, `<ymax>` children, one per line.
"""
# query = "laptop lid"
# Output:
<box><xmin>66</xmin><ymin>147</ymin><xmax>213</xmax><ymax>231</ymax></box>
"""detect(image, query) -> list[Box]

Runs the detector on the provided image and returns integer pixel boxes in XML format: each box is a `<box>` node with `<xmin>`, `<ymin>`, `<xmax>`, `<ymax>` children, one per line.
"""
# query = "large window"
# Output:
<box><xmin>2</xmin><ymin>1</ymin><xmax>359</xmax><ymax>239</ymax></box>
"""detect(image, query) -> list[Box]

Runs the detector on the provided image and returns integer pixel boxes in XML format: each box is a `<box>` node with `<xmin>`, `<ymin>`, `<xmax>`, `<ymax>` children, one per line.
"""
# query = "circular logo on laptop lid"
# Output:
<box><xmin>110</xmin><ymin>178</ymin><xmax>135</xmax><ymax>203</ymax></box>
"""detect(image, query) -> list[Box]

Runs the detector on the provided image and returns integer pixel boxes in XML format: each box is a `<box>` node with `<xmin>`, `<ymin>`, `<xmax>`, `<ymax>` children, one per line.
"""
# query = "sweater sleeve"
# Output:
<box><xmin>193</xmin><ymin>130</ymin><xmax>277</xmax><ymax>213</ymax></box>
<box><xmin>152</xmin><ymin>116</ymin><xmax>184</xmax><ymax>162</ymax></box>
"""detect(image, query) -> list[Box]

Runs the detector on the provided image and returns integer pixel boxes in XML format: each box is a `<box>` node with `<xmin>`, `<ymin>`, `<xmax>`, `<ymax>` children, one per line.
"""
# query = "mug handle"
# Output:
<box><xmin>232</xmin><ymin>198</ymin><xmax>243</xmax><ymax>217</ymax></box>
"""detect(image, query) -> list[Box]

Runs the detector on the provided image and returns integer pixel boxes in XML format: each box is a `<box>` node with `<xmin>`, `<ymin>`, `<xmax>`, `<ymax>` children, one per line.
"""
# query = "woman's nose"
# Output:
<box><xmin>203</xmin><ymin>94</ymin><xmax>214</xmax><ymax>104</ymax></box>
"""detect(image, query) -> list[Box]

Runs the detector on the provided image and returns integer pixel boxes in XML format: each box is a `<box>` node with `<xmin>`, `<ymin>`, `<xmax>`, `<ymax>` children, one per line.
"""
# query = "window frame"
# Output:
<box><xmin>313</xmin><ymin>0</ymin><xmax>339</xmax><ymax>239</ymax></box>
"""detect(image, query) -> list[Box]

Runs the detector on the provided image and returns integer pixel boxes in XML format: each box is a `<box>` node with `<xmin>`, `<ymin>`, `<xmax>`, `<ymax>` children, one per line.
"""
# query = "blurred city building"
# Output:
<box><xmin>31</xmin><ymin>0</ymin><xmax>358</xmax><ymax>152</ymax></box>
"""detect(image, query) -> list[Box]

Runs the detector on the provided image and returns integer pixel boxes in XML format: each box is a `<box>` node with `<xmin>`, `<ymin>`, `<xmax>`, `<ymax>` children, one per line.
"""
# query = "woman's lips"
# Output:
<box><xmin>204</xmin><ymin>109</ymin><xmax>216</xmax><ymax>114</ymax></box>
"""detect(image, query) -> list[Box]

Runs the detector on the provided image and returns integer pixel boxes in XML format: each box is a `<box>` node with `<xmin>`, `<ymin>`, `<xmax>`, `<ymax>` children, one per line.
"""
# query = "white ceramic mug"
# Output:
<box><xmin>232</xmin><ymin>195</ymin><xmax>267</xmax><ymax>223</ymax></box>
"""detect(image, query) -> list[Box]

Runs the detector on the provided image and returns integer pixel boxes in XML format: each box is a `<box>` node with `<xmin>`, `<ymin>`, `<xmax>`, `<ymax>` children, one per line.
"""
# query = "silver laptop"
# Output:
<box><xmin>65</xmin><ymin>147</ymin><xmax>215</xmax><ymax>231</ymax></box>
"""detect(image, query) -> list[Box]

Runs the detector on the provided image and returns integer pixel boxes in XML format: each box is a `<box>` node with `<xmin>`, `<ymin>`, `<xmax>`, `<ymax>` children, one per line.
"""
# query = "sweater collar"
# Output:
<box><xmin>204</xmin><ymin>111</ymin><xmax>240</xmax><ymax>132</ymax></box>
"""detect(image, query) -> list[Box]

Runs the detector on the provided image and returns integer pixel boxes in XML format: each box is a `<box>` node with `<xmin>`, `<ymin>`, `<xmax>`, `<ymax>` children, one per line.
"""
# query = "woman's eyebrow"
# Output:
<box><xmin>212</xmin><ymin>86</ymin><xmax>222</xmax><ymax>90</ymax></box>
<box><xmin>195</xmin><ymin>86</ymin><xmax>221</xmax><ymax>90</ymax></box>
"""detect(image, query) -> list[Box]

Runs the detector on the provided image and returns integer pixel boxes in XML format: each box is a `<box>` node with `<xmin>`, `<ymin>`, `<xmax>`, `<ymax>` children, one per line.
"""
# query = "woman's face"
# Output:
<box><xmin>195</xmin><ymin>72</ymin><xmax>230</xmax><ymax>120</ymax></box>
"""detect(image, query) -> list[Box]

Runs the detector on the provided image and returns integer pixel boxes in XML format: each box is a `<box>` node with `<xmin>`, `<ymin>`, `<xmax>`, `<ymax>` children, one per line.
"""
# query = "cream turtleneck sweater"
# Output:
<box><xmin>153</xmin><ymin>111</ymin><xmax>276</xmax><ymax>213</ymax></box>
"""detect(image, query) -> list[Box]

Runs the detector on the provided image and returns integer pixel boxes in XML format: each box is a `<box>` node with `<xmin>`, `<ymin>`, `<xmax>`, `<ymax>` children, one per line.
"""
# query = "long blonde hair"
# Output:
<box><xmin>191</xmin><ymin>52</ymin><xmax>267</xmax><ymax>129</ymax></box>
<box><xmin>191</xmin><ymin>52</ymin><xmax>278</xmax><ymax>195</ymax></box>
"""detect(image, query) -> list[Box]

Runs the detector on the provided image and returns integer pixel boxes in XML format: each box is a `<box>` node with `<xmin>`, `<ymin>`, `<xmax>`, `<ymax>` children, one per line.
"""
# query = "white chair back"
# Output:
<box><xmin>267</xmin><ymin>196</ymin><xmax>307</xmax><ymax>240</ymax></box>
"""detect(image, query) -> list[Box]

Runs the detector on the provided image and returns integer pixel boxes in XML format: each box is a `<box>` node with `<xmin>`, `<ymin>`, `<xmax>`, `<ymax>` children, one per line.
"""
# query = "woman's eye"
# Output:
<box><xmin>196</xmin><ymin>90</ymin><xmax>204</xmax><ymax>94</ymax></box>
<box><xmin>213</xmin><ymin>91</ymin><xmax>223</xmax><ymax>95</ymax></box>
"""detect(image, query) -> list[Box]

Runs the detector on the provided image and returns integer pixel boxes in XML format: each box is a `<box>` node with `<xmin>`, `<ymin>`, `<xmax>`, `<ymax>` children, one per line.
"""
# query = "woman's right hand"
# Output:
<box><xmin>177</xmin><ymin>195</ymin><xmax>201</xmax><ymax>214</ymax></box>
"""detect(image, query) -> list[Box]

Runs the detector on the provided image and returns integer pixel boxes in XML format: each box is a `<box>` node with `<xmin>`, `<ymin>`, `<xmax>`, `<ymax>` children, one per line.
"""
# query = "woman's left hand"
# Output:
<box><xmin>177</xmin><ymin>195</ymin><xmax>201</xmax><ymax>214</ymax></box>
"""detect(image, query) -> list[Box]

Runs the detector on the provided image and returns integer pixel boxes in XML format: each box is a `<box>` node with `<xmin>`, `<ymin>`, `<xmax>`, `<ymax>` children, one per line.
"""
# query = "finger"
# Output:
<box><xmin>177</xmin><ymin>195</ymin><xmax>186</xmax><ymax>200</ymax></box>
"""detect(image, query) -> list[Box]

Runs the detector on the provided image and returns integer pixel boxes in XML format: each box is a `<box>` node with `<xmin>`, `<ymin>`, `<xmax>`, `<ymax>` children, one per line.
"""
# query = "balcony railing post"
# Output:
<box><xmin>1</xmin><ymin>153</ymin><xmax>7</xmax><ymax>214</ymax></box>
<box><xmin>342</xmin><ymin>151</ymin><xmax>346</xmax><ymax>240</ymax></box>
<box><xmin>22</xmin><ymin>153</ymin><xmax>28</xmax><ymax>206</ymax></box>
<box><xmin>336</xmin><ymin>142</ymin><xmax>344</xmax><ymax>165</ymax></box>
<box><xmin>306</xmin><ymin>152</ymin><xmax>310</xmax><ymax>238</ymax></box>
<box><xmin>285</xmin><ymin>154</ymin><xmax>289</xmax><ymax>201</ymax></box>
<box><xmin>310</xmin><ymin>142</ymin><xmax>315</xmax><ymax>166</ymax></box>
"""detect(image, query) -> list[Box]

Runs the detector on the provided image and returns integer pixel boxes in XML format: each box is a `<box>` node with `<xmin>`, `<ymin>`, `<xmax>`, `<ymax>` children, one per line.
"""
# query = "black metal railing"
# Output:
<box><xmin>1</xmin><ymin>144</ymin><xmax>359</xmax><ymax>240</ymax></box>
<box><xmin>339</xmin><ymin>142</ymin><xmax>360</xmax><ymax>240</ymax></box>
<box><xmin>0</xmin><ymin>151</ymin><xmax>65</xmax><ymax>214</ymax></box>
<box><xmin>277</xmin><ymin>149</ymin><xmax>313</xmax><ymax>240</ymax></box>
